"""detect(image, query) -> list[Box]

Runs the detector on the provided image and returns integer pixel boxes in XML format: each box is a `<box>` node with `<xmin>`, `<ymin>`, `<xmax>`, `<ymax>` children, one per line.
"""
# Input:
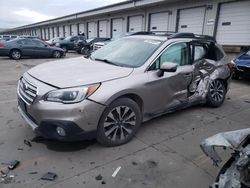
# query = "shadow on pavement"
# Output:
<box><xmin>31</xmin><ymin>136</ymin><xmax>97</xmax><ymax>152</ymax></box>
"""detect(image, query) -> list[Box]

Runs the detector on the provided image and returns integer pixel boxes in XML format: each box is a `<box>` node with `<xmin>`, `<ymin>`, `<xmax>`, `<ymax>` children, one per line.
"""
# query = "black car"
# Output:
<box><xmin>232</xmin><ymin>49</ymin><xmax>250</xmax><ymax>79</ymax></box>
<box><xmin>0</xmin><ymin>38</ymin><xmax>65</xmax><ymax>60</ymax></box>
<box><xmin>74</xmin><ymin>37</ymin><xmax>110</xmax><ymax>54</ymax></box>
<box><xmin>55</xmin><ymin>36</ymin><xmax>86</xmax><ymax>52</ymax></box>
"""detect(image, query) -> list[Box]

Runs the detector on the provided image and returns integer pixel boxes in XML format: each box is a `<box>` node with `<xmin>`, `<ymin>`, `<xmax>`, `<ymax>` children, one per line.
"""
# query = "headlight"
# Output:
<box><xmin>55</xmin><ymin>43</ymin><xmax>60</xmax><ymax>47</ymax></box>
<box><xmin>44</xmin><ymin>84</ymin><xmax>100</xmax><ymax>104</ymax></box>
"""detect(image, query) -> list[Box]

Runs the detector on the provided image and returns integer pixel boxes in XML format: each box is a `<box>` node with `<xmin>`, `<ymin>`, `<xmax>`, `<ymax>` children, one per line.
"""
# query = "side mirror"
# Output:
<box><xmin>160</xmin><ymin>62</ymin><xmax>178</xmax><ymax>72</ymax></box>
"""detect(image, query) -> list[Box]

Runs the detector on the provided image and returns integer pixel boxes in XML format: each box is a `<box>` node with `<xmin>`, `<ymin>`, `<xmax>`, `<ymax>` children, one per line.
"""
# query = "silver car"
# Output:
<box><xmin>17</xmin><ymin>33</ymin><xmax>233</xmax><ymax>146</ymax></box>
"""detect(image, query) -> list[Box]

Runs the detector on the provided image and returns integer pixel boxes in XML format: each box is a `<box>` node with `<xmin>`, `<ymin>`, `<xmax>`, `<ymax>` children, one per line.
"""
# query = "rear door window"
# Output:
<box><xmin>194</xmin><ymin>45</ymin><xmax>206</xmax><ymax>62</ymax></box>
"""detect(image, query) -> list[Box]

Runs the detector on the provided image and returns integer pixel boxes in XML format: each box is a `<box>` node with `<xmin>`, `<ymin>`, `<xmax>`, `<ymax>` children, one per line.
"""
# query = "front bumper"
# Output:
<box><xmin>18</xmin><ymin>104</ymin><xmax>97</xmax><ymax>141</ymax></box>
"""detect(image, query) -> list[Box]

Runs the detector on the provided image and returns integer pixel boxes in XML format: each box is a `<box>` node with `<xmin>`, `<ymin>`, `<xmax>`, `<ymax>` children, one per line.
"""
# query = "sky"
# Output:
<box><xmin>0</xmin><ymin>0</ymin><xmax>125</xmax><ymax>29</ymax></box>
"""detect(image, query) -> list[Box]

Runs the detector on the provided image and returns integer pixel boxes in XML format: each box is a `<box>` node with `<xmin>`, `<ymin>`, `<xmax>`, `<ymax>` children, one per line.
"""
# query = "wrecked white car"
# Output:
<box><xmin>201</xmin><ymin>128</ymin><xmax>250</xmax><ymax>188</ymax></box>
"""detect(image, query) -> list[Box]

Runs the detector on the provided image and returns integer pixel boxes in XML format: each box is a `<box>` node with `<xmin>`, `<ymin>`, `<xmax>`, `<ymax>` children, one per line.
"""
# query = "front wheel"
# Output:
<box><xmin>97</xmin><ymin>98</ymin><xmax>142</xmax><ymax>147</ymax></box>
<box><xmin>206</xmin><ymin>80</ymin><xmax>226</xmax><ymax>107</ymax></box>
<box><xmin>53</xmin><ymin>51</ymin><xmax>62</xmax><ymax>58</ymax></box>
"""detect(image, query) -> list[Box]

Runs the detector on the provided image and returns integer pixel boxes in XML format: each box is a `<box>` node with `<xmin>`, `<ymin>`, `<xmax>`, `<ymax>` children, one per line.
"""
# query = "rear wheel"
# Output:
<box><xmin>206</xmin><ymin>80</ymin><xmax>226</xmax><ymax>107</ymax></box>
<box><xmin>97</xmin><ymin>98</ymin><xmax>142</xmax><ymax>146</ymax></box>
<box><xmin>53</xmin><ymin>51</ymin><xmax>61</xmax><ymax>58</ymax></box>
<box><xmin>10</xmin><ymin>50</ymin><xmax>21</xmax><ymax>60</ymax></box>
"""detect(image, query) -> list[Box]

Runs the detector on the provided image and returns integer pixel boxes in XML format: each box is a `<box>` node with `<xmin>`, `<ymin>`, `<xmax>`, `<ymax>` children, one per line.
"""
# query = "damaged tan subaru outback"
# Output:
<box><xmin>17</xmin><ymin>32</ymin><xmax>233</xmax><ymax>146</ymax></box>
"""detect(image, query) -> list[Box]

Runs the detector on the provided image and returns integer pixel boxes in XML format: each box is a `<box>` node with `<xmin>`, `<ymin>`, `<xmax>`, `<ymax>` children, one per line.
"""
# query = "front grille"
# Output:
<box><xmin>18</xmin><ymin>77</ymin><xmax>37</xmax><ymax>104</ymax></box>
<box><xmin>93</xmin><ymin>43</ymin><xmax>104</xmax><ymax>51</ymax></box>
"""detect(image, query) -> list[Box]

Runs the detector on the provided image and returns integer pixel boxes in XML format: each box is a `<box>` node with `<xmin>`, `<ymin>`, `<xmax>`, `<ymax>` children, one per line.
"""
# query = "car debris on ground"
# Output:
<box><xmin>24</xmin><ymin>139</ymin><xmax>32</xmax><ymax>147</ymax></box>
<box><xmin>40</xmin><ymin>172</ymin><xmax>57</xmax><ymax>181</ymax></box>
<box><xmin>112</xmin><ymin>166</ymin><xmax>121</xmax><ymax>178</ymax></box>
<box><xmin>201</xmin><ymin>128</ymin><xmax>250</xmax><ymax>188</ymax></box>
<box><xmin>0</xmin><ymin>160</ymin><xmax>20</xmax><ymax>184</ymax></box>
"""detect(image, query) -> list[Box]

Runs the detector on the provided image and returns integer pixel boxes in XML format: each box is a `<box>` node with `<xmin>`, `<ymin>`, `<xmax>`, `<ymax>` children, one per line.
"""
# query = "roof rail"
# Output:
<box><xmin>169</xmin><ymin>32</ymin><xmax>216</xmax><ymax>42</ymax></box>
<box><xmin>132</xmin><ymin>31</ymin><xmax>177</xmax><ymax>36</ymax></box>
<box><xmin>131</xmin><ymin>31</ymin><xmax>155</xmax><ymax>35</ymax></box>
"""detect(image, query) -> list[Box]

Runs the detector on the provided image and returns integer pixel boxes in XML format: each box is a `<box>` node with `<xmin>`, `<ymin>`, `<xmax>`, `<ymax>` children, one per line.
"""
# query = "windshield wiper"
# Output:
<box><xmin>94</xmin><ymin>58</ymin><xmax>119</xmax><ymax>66</ymax></box>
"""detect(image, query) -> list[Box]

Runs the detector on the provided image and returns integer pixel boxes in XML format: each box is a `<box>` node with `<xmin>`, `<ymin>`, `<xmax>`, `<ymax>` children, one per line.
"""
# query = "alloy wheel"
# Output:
<box><xmin>209</xmin><ymin>80</ymin><xmax>224</xmax><ymax>103</ymax></box>
<box><xmin>104</xmin><ymin>106</ymin><xmax>136</xmax><ymax>142</ymax></box>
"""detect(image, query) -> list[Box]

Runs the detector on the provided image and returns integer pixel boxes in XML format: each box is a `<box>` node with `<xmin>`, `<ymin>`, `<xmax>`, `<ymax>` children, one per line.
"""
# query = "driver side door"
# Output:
<box><xmin>145</xmin><ymin>42</ymin><xmax>194</xmax><ymax>114</ymax></box>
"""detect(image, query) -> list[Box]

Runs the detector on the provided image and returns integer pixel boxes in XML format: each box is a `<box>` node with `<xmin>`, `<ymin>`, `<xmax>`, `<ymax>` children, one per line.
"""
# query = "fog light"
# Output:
<box><xmin>56</xmin><ymin>127</ymin><xmax>66</xmax><ymax>136</ymax></box>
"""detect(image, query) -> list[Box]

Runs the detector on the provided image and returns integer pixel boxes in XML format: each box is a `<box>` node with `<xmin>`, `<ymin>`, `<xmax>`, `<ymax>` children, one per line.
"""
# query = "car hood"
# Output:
<box><xmin>28</xmin><ymin>57</ymin><xmax>133</xmax><ymax>88</ymax></box>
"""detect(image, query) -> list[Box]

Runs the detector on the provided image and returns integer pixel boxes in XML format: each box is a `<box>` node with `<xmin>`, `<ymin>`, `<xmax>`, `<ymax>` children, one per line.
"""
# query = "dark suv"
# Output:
<box><xmin>55</xmin><ymin>36</ymin><xmax>86</xmax><ymax>52</ymax></box>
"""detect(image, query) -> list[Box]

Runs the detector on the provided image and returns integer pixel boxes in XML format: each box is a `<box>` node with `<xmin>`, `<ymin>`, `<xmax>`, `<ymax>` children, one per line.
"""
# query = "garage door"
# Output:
<box><xmin>64</xmin><ymin>25</ymin><xmax>70</xmax><ymax>37</ymax></box>
<box><xmin>98</xmin><ymin>20</ymin><xmax>108</xmax><ymax>37</ymax></box>
<box><xmin>178</xmin><ymin>7</ymin><xmax>206</xmax><ymax>34</ymax></box>
<box><xmin>71</xmin><ymin>24</ymin><xmax>78</xmax><ymax>36</ymax></box>
<box><xmin>46</xmin><ymin>28</ymin><xmax>49</xmax><ymax>40</ymax></box>
<box><xmin>50</xmin><ymin>27</ymin><xmax>54</xmax><ymax>39</ymax></box>
<box><xmin>216</xmin><ymin>1</ymin><xmax>250</xmax><ymax>46</ymax></box>
<box><xmin>59</xmin><ymin>26</ymin><xmax>64</xmax><ymax>37</ymax></box>
<box><xmin>53</xmin><ymin>27</ymin><xmax>58</xmax><ymax>38</ymax></box>
<box><xmin>112</xmin><ymin>18</ymin><xmax>124</xmax><ymax>36</ymax></box>
<box><xmin>36</xmin><ymin>29</ymin><xmax>41</xmax><ymax>38</ymax></box>
<box><xmin>87</xmin><ymin>22</ymin><xmax>97</xmax><ymax>38</ymax></box>
<box><xmin>79</xmin><ymin>23</ymin><xmax>85</xmax><ymax>35</ymax></box>
<box><xmin>41</xmin><ymin>29</ymin><xmax>45</xmax><ymax>40</ymax></box>
<box><xmin>149</xmin><ymin>12</ymin><xmax>169</xmax><ymax>31</ymax></box>
<box><xmin>128</xmin><ymin>15</ymin><xmax>143</xmax><ymax>32</ymax></box>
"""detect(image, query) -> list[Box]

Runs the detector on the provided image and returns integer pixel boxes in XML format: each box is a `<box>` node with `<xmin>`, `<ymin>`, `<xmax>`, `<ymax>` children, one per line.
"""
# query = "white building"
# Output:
<box><xmin>1</xmin><ymin>0</ymin><xmax>250</xmax><ymax>48</ymax></box>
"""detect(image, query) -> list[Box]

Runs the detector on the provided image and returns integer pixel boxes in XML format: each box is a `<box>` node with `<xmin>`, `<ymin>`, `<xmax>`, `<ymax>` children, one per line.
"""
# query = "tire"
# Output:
<box><xmin>10</xmin><ymin>49</ymin><xmax>22</xmax><ymax>60</ymax></box>
<box><xmin>53</xmin><ymin>51</ymin><xmax>62</xmax><ymax>58</ymax></box>
<box><xmin>81</xmin><ymin>47</ymin><xmax>90</xmax><ymax>55</ymax></box>
<box><xmin>97</xmin><ymin>98</ymin><xmax>142</xmax><ymax>147</ymax></box>
<box><xmin>61</xmin><ymin>46</ymin><xmax>68</xmax><ymax>53</ymax></box>
<box><xmin>206</xmin><ymin>79</ymin><xmax>226</xmax><ymax>107</ymax></box>
<box><xmin>77</xmin><ymin>49</ymin><xmax>81</xmax><ymax>54</ymax></box>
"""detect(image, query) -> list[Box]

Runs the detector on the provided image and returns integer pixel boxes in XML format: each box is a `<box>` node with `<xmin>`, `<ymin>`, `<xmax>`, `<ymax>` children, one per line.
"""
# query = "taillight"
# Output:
<box><xmin>227</xmin><ymin>63</ymin><xmax>234</xmax><ymax>72</ymax></box>
<box><xmin>0</xmin><ymin>43</ymin><xmax>4</xmax><ymax>48</ymax></box>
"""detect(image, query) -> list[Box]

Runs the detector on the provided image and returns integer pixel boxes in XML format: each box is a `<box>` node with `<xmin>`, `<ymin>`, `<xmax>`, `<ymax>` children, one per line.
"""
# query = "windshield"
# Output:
<box><xmin>91</xmin><ymin>38</ymin><xmax>162</xmax><ymax>68</ymax></box>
